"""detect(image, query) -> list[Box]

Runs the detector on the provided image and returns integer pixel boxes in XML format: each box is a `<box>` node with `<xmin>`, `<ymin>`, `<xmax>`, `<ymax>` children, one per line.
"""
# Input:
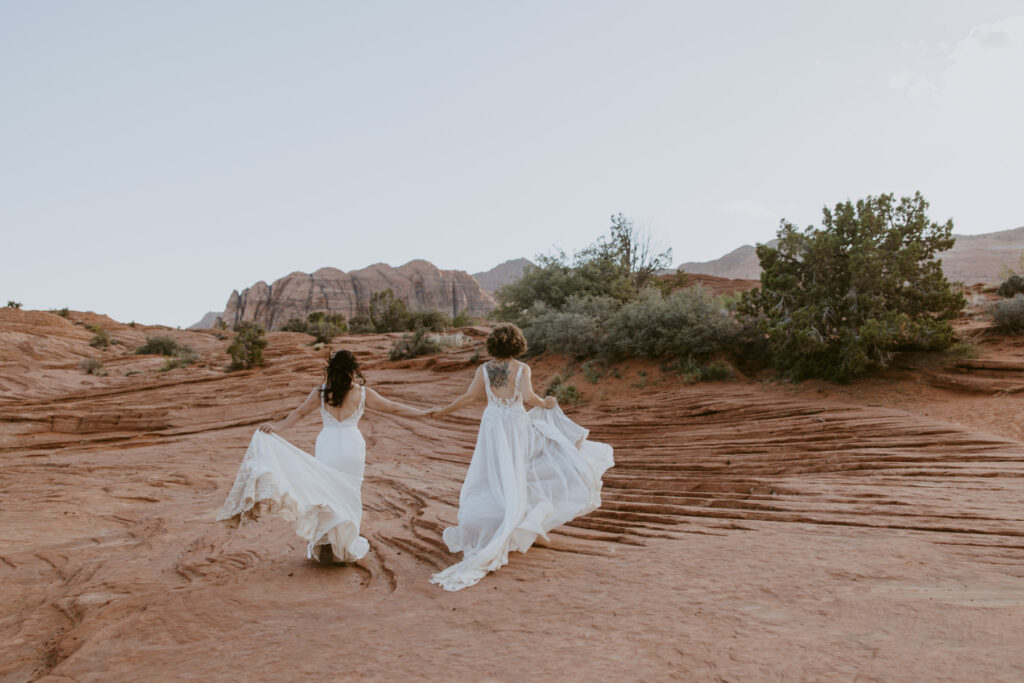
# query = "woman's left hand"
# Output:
<box><xmin>258</xmin><ymin>422</ymin><xmax>276</xmax><ymax>433</ymax></box>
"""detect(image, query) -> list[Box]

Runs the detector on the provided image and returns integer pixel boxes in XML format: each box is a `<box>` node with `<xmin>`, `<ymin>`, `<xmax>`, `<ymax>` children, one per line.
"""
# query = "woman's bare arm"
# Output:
<box><xmin>520</xmin><ymin>364</ymin><xmax>556</xmax><ymax>409</ymax></box>
<box><xmin>431</xmin><ymin>365</ymin><xmax>486</xmax><ymax>418</ymax></box>
<box><xmin>365</xmin><ymin>387</ymin><xmax>428</xmax><ymax>418</ymax></box>
<box><xmin>259</xmin><ymin>386</ymin><xmax>320</xmax><ymax>433</ymax></box>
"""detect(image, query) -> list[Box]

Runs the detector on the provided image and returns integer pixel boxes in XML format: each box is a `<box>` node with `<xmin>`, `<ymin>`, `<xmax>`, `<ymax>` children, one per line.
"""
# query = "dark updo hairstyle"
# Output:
<box><xmin>323</xmin><ymin>349</ymin><xmax>365</xmax><ymax>407</ymax></box>
<box><xmin>486</xmin><ymin>323</ymin><xmax>527</xmax><ymax>359</ymax></box>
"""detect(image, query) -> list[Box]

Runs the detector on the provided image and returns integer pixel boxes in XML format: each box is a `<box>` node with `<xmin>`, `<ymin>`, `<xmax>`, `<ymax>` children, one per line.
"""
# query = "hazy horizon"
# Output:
<box><xmin>3</xmin><ymin>2</ymin><xmax>1023</xmax><ymax>327</ymax></box>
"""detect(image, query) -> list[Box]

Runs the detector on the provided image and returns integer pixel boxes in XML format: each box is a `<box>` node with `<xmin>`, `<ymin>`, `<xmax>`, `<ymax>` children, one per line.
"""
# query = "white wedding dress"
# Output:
<box><xmin>431</xmin><ymin>363</ymin><xmax>614</xmax><ymax>591</ymax></box>
<box><xmin>217</xmin><ymin>385</ymin><xmax>370</xmax><ymax>562</ymax></box>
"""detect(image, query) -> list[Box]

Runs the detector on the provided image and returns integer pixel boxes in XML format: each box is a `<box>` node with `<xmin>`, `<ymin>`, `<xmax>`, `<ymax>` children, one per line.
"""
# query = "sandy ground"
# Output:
<box><xmin>2</xmin><ymin>308</ymin><xmax>1023</xmax><ymax>681</ymax></box>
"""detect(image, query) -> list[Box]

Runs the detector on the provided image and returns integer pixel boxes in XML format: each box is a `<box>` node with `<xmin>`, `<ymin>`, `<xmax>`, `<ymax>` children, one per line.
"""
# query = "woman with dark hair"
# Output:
<box><xmin>429</xmin><ymin>323</ymin><xmax>614</xmax><ymax>591</ymax></box>
<box><xmin>218</xmin><ymin>349</ymin><xmax>425</xmax><ymax>563</ymax></box>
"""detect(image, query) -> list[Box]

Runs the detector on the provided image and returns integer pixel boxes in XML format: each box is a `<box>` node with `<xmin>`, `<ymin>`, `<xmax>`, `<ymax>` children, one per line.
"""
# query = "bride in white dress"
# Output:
<box><xmin>429</xmin><ymin>323</ymin><xmax>614</xmax><ymax>591</ymax></box>
<box><xmin>217</xmin><ymin>349</ymin><xmax>425</xmax><ymax>563</ymax></box>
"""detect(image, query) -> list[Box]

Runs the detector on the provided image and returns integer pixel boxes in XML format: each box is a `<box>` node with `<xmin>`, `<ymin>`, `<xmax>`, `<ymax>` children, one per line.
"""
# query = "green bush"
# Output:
<box><xmin>282</xmin><ymin>311</ymin><xmax>347</xmax><ymax>343</ymax></box>
<box><xmin>739</xmin><ymin>192</ymin><xmax>964</xmax><ymax>382</ymax></box>
<box><xmin>137</xmin><ymin>335</ymin><xmax>185</xmax><ymax>356</ymax></box>
<box><xmin>370</xmin><ymin>289</ymin><xmax>412</xmax><ymax>332</ymax></box>
<box><xmin>664</xmin><ymin>357</ymin><xmax>732</xmax><ymax>383</ymax></box>
<box><xmin>990</xmin><ymin>294</ymin><xmax>1024</xmax><ymax>333</ymax></box>
<box><xmin>545</xmin><ymin>375</ymin><xmax>582</xmax><ymax>405</ymax></box>
<box><xmin>452</xmin><ymin>309</ymin><xmax>475</xmax><ymax>327</ymax></box>
<box><xmin>88</xmin><ymin>325</ymin><xmax>111</xmax><ymax>349</ymax></box>
<box><xmin>409</xmin><ymin>310</ymin><xmax>452</xmax><ymax>332</ymax></box>
<box><xmin>228</xmin><ymin>321</ymin><xmax>268</xmax><ymax>370</ymax></box>
<box><xmin>389</xmin><ymin>328</ymin><xmax>441</xmax><ymax>360</ymax></box>
<box><xmin>997</xmin><ymin>275</ymin><xmax>1024</xmax><ymax>298</ymax></box>
<box><xmin>79</xmin><ymin>358</ymin><xmax>106</xmax><ymax>375</ymax></box>
<box><xmin>48</xmin><ymin>307</ymin><xmax>69</xmax><ymax>318</ymax></box>
<box><xmin>524</xmin><ymin>287</ymin><xmax>740</xmax><ymax>363</ymax></box>
<box><xmin>6</xmin><ymin>301</ymin><xmax>21</xmax><ymax>309</ymax></box>
<box><xmin>493</xmin><ymin>214</ymin><xmax>672</xmax><ymax>324</ymax></box>
<box><xmin>348</xmin><ymin>313</ymin><xmax>376</xmax><ymax>334</ymax></box>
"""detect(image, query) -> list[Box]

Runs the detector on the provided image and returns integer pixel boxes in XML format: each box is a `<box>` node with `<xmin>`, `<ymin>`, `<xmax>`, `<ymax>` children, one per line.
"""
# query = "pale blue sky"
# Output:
<box><xmin>3</xmin><ymin>1</ymin><xmax>1023</xmax><ymax>326</ymax></box>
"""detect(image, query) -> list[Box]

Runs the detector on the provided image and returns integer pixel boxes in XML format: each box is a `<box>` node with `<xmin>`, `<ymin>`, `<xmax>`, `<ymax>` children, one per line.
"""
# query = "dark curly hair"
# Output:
<box><xmin>486</xmin><ymin>323</ymin><xmax>527</xmax><ymax>359</ymax></box>
<box><xmin>323</xmin><ymin>349</ymin><xmax>365</xmax><ymax>407</ymax></box>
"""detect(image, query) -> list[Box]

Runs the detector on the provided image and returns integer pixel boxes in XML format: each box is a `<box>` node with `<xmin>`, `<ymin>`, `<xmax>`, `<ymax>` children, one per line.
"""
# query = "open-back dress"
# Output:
<box><xmin>430</xmin><ymin>362</ymin><xmax>614</xmax><ymax>591</ymax></box>
<box><xmin>217</xmin><ymin>385</ymin><xmax>370</xmax><ymax>562</ymax></box>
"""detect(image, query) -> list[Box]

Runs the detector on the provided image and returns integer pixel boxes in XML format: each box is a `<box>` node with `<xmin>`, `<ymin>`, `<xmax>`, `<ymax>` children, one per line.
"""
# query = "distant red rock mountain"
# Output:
<box><xmin>472</xmin><ymin>258</ymin><xmax>534</xmax><ymax>294</ymax></box>
<box><xmin>200</xmin><ymin>260</ymin><xmax>495</xmax><ymax>330</ymax></box>
<box><xmin>677</xmin><ymin>226</ymin><xmax>1024</xmax><ymax>285</ymax></box>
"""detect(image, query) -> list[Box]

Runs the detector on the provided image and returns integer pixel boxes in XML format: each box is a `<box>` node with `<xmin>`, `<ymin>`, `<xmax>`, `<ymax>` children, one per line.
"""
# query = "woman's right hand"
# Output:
<box><xmin>543</xmin><ymin>396</ymin><xmax>557</xmax><ymax>409</ymax></box>
<box><xmin>258</xmin><ymin>422</ymin><xmax>277</xmax><ymax>433</ymax></box>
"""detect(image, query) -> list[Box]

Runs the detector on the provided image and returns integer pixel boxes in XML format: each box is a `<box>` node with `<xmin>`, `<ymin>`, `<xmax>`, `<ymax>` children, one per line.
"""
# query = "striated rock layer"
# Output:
<box><xmin>222</xmin><ymin>260</ymin><xmax>495</xmax><ymax>329</ymax></box>
<box><xmin>3</xmin><ymin>307</ymin><xmax>1024</xmax><ymax>680</ymax></box>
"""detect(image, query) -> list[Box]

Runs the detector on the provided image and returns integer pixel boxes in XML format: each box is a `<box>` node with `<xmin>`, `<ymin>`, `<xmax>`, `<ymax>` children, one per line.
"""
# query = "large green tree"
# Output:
<box><xmin>741</xmin><ymin>192</ymin><xmax>964</xmax><ymax>381</ymax></box>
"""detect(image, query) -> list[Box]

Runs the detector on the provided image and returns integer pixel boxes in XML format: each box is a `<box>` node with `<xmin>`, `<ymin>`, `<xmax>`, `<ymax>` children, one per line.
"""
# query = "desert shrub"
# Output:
<box><xmin>494</xmin><ymin>215</ymin><xmax>672</xmax><ymax>323</ymax></box>
<box><xmin>159</xmin><ymin>347</ymin><xmax>200</xmax><ymax>371</ymax></box>
<box><xmin>607</xmin><ymin>287</ymin><xmax>740</xmax><ymax>360</ymax></box>
<box><xmin>739</xmin><ymin>192</ymin><xmax>964</xmax><ymax>382</ymax></box>
<box><xmin>228</xmin><ymin>321</ymin><xmax>268</xmax><ymax>370</ymax></box>
<box><xmin>79</xmin><ymin>358</ymin><xmax>106</xmax><ymax>375</ymax></box>
<box><xmin>137</xmin><ymin>335</ymin><xmax>185</xmax><ymax>356</ymax></box>
<box><xmin>389</xmin><ymin>328</ymin><xmax>441</xmax><ymax>360</ymax></box>
<box><xmin>409</xmin><ymin>310</ymin><xmax>452</xmax><ymax>332</ymax></box>
<box><xmin>665</xmin><ymin>357</ymin><xmax>732</xmax><ymax>383</ymax></box>
<box><xmin>990</xmin><ymin>294</ymin><xmax>1024</xmax><ymax>333</ymax></box>
<box><xmin>87</xmin><ymin>325</ymin><xmax>111</xmax><ymax>349</ymax></box>
<box><xmin>452</xmin><ymin>309</ymin><xmax>475</xmax><ymax>327</ymax></box>
<box><xmin>997</xmin><ymin>275</ymin><xmax>1024</xmax><ymax>298</ymax></box>
<box><xmin>6</xmin><ymin>301</ymin><xmax>21</xmax><ymax>308</ymax></box>
<box><xmin>370</xmin><ymin>289</ymin><xmax>412</xmax><ymax>332</ymax></box>
<box><xmin>282</xmin><ymin>311</ymin><xmax>347</xmax><ymax>343</ymax></box>
<box><xmin>348</xmin><ymin>313</ymin><xmax>376</xmax><ymax>334</ymax></box>
<box><xmin>545</xmin><ymin>375</ymin><xmax>582</xmax><ymax>405</ymax></box>
<box><xmin>48</xmin><ymin>307</ymin><xmax>69</xmax><ymax>318</ymax></box>
<box><xmin>582</xmin><ymin>360</ymin><xmax>604</xmax><ymax>383</ymax></box>
<box><xmin>523</xmin><ymin>295</ymin><xmax>620</xmax><ymax>358</ymax></box>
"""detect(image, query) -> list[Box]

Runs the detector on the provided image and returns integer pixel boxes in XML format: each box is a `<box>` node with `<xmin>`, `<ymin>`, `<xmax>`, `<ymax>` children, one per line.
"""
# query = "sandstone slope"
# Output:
<box><xmin>2</xmin><ymin>308</ymin><xmax>1024</xmax><ymax>680</ymax></box>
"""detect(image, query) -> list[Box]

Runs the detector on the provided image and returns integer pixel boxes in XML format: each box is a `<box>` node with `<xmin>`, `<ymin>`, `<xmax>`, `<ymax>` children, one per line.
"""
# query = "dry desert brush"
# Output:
<box><xmin>989</xmin><ymin>294</ymin><xmax>1024</xmax><ymax>333</ymax></box>
<box><xmin>228</xmin><ymin>321</ymin><xmax>268</xmax><ymax>370</ymax></box>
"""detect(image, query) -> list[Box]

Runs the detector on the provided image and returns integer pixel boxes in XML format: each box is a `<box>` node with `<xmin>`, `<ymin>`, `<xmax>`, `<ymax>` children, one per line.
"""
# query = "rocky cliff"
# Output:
<box><xmin>219</xmin><ymin>260</ymin><xmax>494</xmax><ymax>330</ymax></box>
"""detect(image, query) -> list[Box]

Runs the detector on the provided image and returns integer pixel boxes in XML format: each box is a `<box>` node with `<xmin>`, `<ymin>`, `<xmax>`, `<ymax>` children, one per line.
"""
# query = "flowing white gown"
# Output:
<box><xmin>431</xmin><ymin>364</ymin><xmax>614</xmax><ymax>591</ymax></box>
<box><xmin>217</xmin><ymin>385</ymin><xmax>370</xmax><ymax>562</ymax></box>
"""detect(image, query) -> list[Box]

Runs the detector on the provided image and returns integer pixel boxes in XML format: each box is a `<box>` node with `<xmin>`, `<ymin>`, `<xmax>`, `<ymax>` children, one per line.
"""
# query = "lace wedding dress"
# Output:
<box><xmin>217</xmin><ymin>385</ymin><xmax>370</xmax><ymax>562</ymax></box>
<box><xmin>431</xmin><ymin>363</ymin><xmax>614</xmax><ymax>591</ymax></box>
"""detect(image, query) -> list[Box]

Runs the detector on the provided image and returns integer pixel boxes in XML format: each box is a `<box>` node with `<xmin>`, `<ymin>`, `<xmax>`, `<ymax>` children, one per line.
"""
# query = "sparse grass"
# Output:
<box><xmin>137</xmin><ymin>335</ymin><xmax>199</xmax><ymax>369</ymax></box>
<box><xmin>125</xmin><ymin>370</ymin><xmax>141</xmax><ymax>376</ymax></box>
<box><xmin>48</xmin><ymin>307</ymin><xmax>70</xmax><ymax>318</ymax></box>
<box><xmin>545</xmin><ymin>374</ymin><xmax>583</xmax><ymax>405</ymax></box>
<box><xmin>946</xmin><ymin>342</ymin><xmax>979</xmax><ymax>359</ymax></box>
<box><xmin>88</xmin><ymin>325</ymin><xmax>111</xmax><ymax>349</ymax></box>
<box><xmin>79</xmin><ymin>358</ymin><xmax>106</xmax><ymax>375</ymax></box>
<box><xmin>582</xmin><ymin>360</ymin><xmax>604</xmax><ymax>384</ymax></box>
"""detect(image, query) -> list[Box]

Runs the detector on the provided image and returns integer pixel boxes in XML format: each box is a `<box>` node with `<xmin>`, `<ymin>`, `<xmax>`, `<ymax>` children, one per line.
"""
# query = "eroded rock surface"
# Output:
<box><xmin>2</xmin><ymin>308</ymin><xmax>1024</xmax><ymax>680</ymax></box>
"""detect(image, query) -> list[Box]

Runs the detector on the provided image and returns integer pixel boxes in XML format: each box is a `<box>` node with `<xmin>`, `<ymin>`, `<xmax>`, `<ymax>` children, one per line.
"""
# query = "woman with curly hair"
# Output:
<box><xmin>429</xmin><ymin>323</ymin><xmax>614</xmax><ymax>591</ymax></box>
<box><xmin>218</xmin><ymin>349</ymin><xmax>425</xmax><ymax>564</ymax></box>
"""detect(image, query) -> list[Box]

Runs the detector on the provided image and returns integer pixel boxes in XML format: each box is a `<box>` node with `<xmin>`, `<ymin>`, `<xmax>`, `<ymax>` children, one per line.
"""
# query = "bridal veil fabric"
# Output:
<box><xmin>217</xmin><ymin>386</ymin><xmax>370</xmax><ymax>562</ymax></box>
<box><xmin>431</xmin><ymin>365</ymin><xmax>614</xmax><ymax>591</ymax></box>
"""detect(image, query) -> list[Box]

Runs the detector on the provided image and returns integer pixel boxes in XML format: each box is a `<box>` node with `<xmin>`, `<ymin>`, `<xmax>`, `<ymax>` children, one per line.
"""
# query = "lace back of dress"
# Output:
<box><xmin>320</xmin><ymin>384</ymin><xmax>365</xmax><ymax>426</ymax></box>
<box><xmin>484</xmin><ymin>362</ymin><xmax>523</xmax><ymax>408</ymax></box>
